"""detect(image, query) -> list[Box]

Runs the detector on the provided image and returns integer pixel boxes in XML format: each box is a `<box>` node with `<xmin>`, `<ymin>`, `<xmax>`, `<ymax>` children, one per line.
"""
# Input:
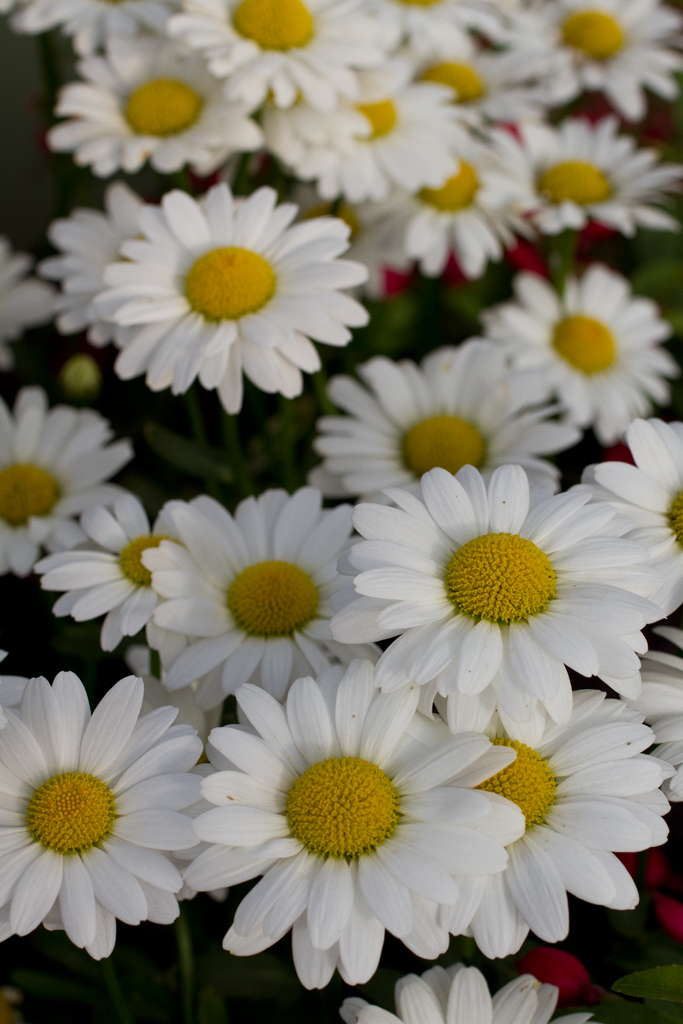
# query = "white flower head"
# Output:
<box><xmin>0</xmin><ymin>387</ymin><xmax>132</xmax><ymax>577</ymax></box>
<box><xmin>483</xmin><ymin>265</ymin><xmax>677</xmax><ymax>445</ymax></box>
<box><xmin>48</xmin><ymin>36</ymin><xmax>262</xmax><ymax>179</ymax></box>
<box><xmin>184</xmin><ymin>661</ymin><xmax>524</xmax><ymax>988</ymax></box>
<box><xmin>370</xmin><ymin>0</ymin><xmax>506</xmax><ymax>57</ymax></box>
<box><xmin>0</xmin><ymin>237</ymin><xmax>55</xmax><ymax>370</ymax></box>
<box><xmin>332</xmin><ymin>464</ymin><xmax>660</xmax><ymax>724</ymax></box>
<box><xmin>313</xmin><ymin>340</ymin><xmax>580</xmax><ymax>499</ymax></box>
<box><xmin>97</xmin><ymin>183</ymin><xmax>368</xmax><ymax>414</ymax></box>
<box><xmin>126</xmin><ymin>644</ymin><xmax>222</xmax><ymax>743</ymax></box>
<box><xmin>631</xmin><ymin>626</ymin><xmax>683</xmax><ymax>801</ymax></box>
<box><xmin>491</xmin><ymin>117</ymin><xmax>683</xmax><ymax>236</ymax></box>
<box><xmin>40</xmin><ymin>182</ymin><xmax>145</xmax><ymax>349</ymax></box>
<box><xmin>11</xmin><ymin>0</ymin><xmax>176</xmax><ymax>56</ymax></box>
<box><xmin>0</xmin><ymin>672</ymin><xmax>202</xmax><ymax>956</ymax></box>
<box><xmin>169</xmin><ymin>0</ymin><xmax>386</xmax><ymax>112</ymax></box>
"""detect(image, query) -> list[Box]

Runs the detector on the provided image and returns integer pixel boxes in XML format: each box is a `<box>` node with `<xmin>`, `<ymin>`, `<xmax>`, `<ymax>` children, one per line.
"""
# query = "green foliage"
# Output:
<box><xmin>613</xmin><ymin>966</ymin><xmax>683</xmax><ymax>1003</ymax></box>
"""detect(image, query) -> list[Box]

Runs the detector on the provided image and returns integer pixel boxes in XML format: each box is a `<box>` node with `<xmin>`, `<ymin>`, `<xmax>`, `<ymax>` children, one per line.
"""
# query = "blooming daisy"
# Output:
<box><xmin>0</xmin><ymin>672</ymin><xmax>201</xmax><ymax>956</ymax></box>
<box><xmin>96</xmin><ymin>183</ymin><xmax>368</xmax><ymax>413</ymax></box>
<box><xmin>586</xmin><ymin>418</ymin><xmax>683</xmax><ymax>616</ymax></box>
<box><xmin>168</xmin><ymin>0</ymin><xmax>385</xmax><ymax>112</ymax></box>
<box><xmin>370</xmin><ymin>0</ymin><xmax>505</xmax><ymax>56</ymax></box>
<box><xmin>482</xmin><ymin>265</ymin><xmax>677</xmax><ymax>445</ymax></box>
<box><xmin>442</xmin><ymin>690</ymin><xmax>670</xmax><ymax>956</ymax></box>
<box><xmin>145</xmin><ymin>488</ymin><xmax>376</xmax><ymax>707</ymax></box>
<box><xmin>312</xmin><ymin>340</ymin><xmax>579</xmax><ymax>499</ymax></box>
<box><xmin>0</xmin><ymin>237</ymin><xmax>55</xmax><ymax>370</ymax></box>
<box><xmin>40</xmin><ymin>182</ymin><xmax>144</xmax><ymax>349</ymax></box>
<box><xmin>341</xmin><ymin>962</ymin><xmax>602</xmax><ymax>1024</ymax></box>
<box><xmin>36</xmin><ymin>493</ymin><xmax>180</xmax><ymax>654</ymax></box>
<box><xmin>184</xmin><ymin>661</ymin><xmax>524</xmax><ymax>987</ymax></box>
<box><xmin>11</xmin><ymin>0</ymin><xmax>175</xmax><ymax>56</ymax></box>
<box><xmin>490</xmin><ymin>117</ymin><xmax>683</xmax><ymax>235</ymax></box>
<box><xmin>332</xmin><ymin>464</ymin><xmax>659</xmax><ymax>719</ymax></box>
<box><xmin>0</xmin><ymin>388</ymin><xmax>132</xmax><ymax>577</ymax></box>
<box><xmin>48</xmin><ymin>36</ymin><xmax>262</xmax><ymax>178</ymax></box>
<box><xmin>631</xmin><ymin>626</ymin><xmax>683</xmax><ymax>801</ymax></box>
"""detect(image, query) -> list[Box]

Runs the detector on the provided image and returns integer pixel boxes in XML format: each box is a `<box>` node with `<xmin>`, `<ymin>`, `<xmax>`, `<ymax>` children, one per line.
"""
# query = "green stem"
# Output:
<box><xmin>184</xmin><ymin>388</ymin><xmax>220</xmax><ymax>499</ymax></box>
<box><xmin>277</xmin><ymin>395</ymin><xmax>296</xmax><ymax>492</ymax></box>
<box><xmin>101</xmin><ymin>956</ymin><xmax>134</xmax><ymax>1024</ymax></box>
<box><xmin>550</xmin><ymin>228</ymin><xmax>577</xmax><ymax>295</ymax></box>
<box><xmin>149</xmin><ymin>648</ymin><xmax>161</xmax><ymax>679</ymax></box>
<box><xmin>222</xmin><ymin>412</ymin><xmax>252</xmax><ymax>497</ymax></box>
<box><xmin>232</xmin><ymin>152</ymin><xmax>253</xmax><ymax>196</ymax></box>
<box><xmin>175</xmin><ymin>910</ymin><xmax>195</xmax><ymax>1024</ymax></box>
<box><xmin>313</xmin><ymin>368</ymin><xmax>335</xmax><ymax>416</ymax></box>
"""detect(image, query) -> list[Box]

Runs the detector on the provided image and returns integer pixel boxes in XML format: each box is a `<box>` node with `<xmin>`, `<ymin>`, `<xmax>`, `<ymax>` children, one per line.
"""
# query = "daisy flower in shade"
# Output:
<box><xmin>440</xmin><ymin>690</ymin><xmax>670</xmax><ymax>957</ymax></box>
<box><xmin>490</xmin><ymin>117</ymin><xmax>683</xmax><ymax>236</ymax></box>
<box><xmin>630</xmin><ymin>626</ymin><xmax>683</xmax><ymax>801</ymax></box>
<box><xmin>332</xmin><ymin>464</ymin><xmax>660</xmax><ymax>719</ymax></box>
<box><xmin>11</xmin><ymin>0</ymin><xmax>174</xmax><ymax>56</ymax></box>
<box><xmin>40</xmin><ymin>182</ymin><xmax>144</xmax><ymax>349</ymax></box>
<box><xmin>35</xmin><ymin>493</ymin><xmax>180</xmax><ymax>654</ymax></box>
<box><xmin>0</xmin><ymin>672</ymin><xmax>201</xmax><ymax>956</ymax></box>
<box><xmin>0</xmin><ymin>388</ymin><xmax>132</xmax><ymax>577</ymax></box>
<box><xmin>145</xmin><ymin>488</ymin><xmax>376</xmax><ymax>707</ymax></box>
<box><xmin>370</xmin><ymin>0</ymin><xmax>505</xmax><ymax>56</ymax></box>
<box><xmin>312</xmin><ymin>340</ymin><xmax>579</xmax><ymax>500</ymax></box>
<box><xmin>48</xmin><ymin>37</ymin><xmax>262</xmax><ymax>179</ymax></box>
<box><xmin>97</xmin><ymin>183</ymin><xmax>368</xmax><ymax>414</ymax></box>
<box><xmin>168</xmin><ymin>0</ymin><xmax>385</xmax><ymax>112</ymax></box>
<box><xmin>184</xmin><ymin>662</ymin><xmax>524</xmax><ymax>988</ymax></box>
<box><xmin>0</xmin><ymin>237</ymin><xmax>55</xmax><ymax>370</ymax></box>
<box><xmin>587</xmin><ymin>418</ymin><xmax>683</xmax><ymax>616</ymax></box>
<box><xmin>341</xmin><ymin>963</ymin><xmax>603</xmax><ymax>1024</ymax></box>
<box><xmin>482</xmin><ymin>266</ymin><xmax>677</xmax><ymax>446</ymax></box>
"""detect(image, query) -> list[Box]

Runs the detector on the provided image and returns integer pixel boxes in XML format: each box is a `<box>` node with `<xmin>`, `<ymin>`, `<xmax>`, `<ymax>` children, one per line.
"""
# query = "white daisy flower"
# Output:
<box><xmin>370</xmin><ymin>0</ymin><xmax>505</xmax><ymax>56</ymax></box>
<box><xmin>145</xmin><ymin>488</ymin><xmax>376</xmax><ymax>707</ymax></box>
<box><xmin>0</xmin><ymin>237</ymin><xmax>55</xmax><ymax>370</ymax></box>
<box><xmin>587</xmin><ymin>418</ymin><xmax>683</xmax><ymax>616</ymax></box>
<box><xmin>0</xmin><ymin>672</ymin><xmax>201</xmax><ymax>955</ymax></box>
<box><xmin>483</xmin><ymin>265</ymin><xmax>677</xmax><ymax>445</ymax></box>
<box><xmin>97</xmin><ymin>183</ymin><xmax>368</xmax><ymax>414</ymax></box>
<box><xmin>490</xmin><ymin>116</ymin><xmax>683</xmax><ymax>236</ymax></box>
<box><xmin>35</xmin><ymin>493</ymin><xmax>180</xmax><ymax>654</ymax></box>
<box><xmin>0</xmin><ymin>387</ymin><xmax>132</xmax><ymax>577</ymax></box>
<box><xmin>48</xmin><ymin>36</ymin><xmax>262</xmax><ymax>179</ymax></box>
<box><xmin>441</xmin><ymin>689</ymin><xmax>670</xmax><ymax>957</ymax></box>
<box><xmin>184</xmin><ymin>662</ymin><xmax>525</xmax><ymax>988</ymax></box>
<box><xmin>263</xmin><ymin>63</ymin><xmax>462</xmax><ymax>203</ymax></box>
<box><xmin>126</xmin><ymin>645</ymin><xmax>221</xmax><ymax>743</ymax></box>
<box><xmin>11</xmin><ymin>0</ymin><xmax>175</xmax><ymax>56</ymax></box>
<box><xmin>332</xmin><ymin>464</ymin><xmax>660</xmax><ymax>720</ymax></box>
<box><xmin>631</xmin><ymin>625</ymin><xmax>683</xmax><ymax>801</ymax></box>
<box><xmin>40</xmin><ymin>182</ymin><xmax>144</xmax><ymax>350</ymax></box>
<box><xmin>168</xmin><ymin>0</ymin><xmax>385</xmax><ymax>112</ymax></box>
<box><xmin>313</xmin><ymin>340</ymin><xmax>579</xmax><ymax>499</ymax></box>
<box><xmin>341</xmin><ymin>962</ymin><xmax>602</xmax><ymax>1024</ymax></box>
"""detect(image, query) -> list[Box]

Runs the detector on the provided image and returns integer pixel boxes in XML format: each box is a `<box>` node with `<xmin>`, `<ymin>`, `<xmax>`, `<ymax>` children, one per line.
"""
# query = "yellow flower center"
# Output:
<box><xmin>420</xmin><ymin>162</ymin><xmax>479</xmax><ymax>211</ymax></box>
<box><xmin>0</xmin><ymin>464</ymin><xmax>60</xmax><ymax>526</ymax></box>
<box><xmin>185</xmin><ymin>247</ymin><xmax>276</xmax><ymax>321</ymax></box>
<box><xmin>232</xmin><ymin>0</ymin><xmax>314</xmax><ymax>49</ymax></box>
<box><xmin>479</xmin><ymin>738</ymin><xmax>557</xmax><ymax>828</ymax></box>
<box><xmin>539</xmin><ymin>161</ymin><xmax>612</xmax><ymax>205</ymax></box>
<box><xmin>553</xmin><ymin>315</ymin><xmax>616</xmax><ymax>374</ymax></box>
<box><xmin>305</xmin><ymin>201</ymin><xmax>361</xmax><ymax>240</ymax></box>
<box><xmin>227</xmin><ymin>559</ymin><xmax>319</xmax><ymax>636</ymax></box>
<box><xmin>125</xmin><ymin>79</ymin><xmax>204</xmax><ymax>137</ymax></box>
<box><xmin>402</xmin><ymin>415</ymin><xmax>486</xmax><ymax>476</ymax></box>
<box><xmin>357</xmin><ymin>100</ymin><xmax>398</xmax><ymax>140</ymax></box>
<box><xmin>286</xmin><ymin>756</ymin><xmax>400</xmax><ymax>858</ymax></box>
<box><xmin>420</xmin><ymin>61</ymin><xmax>486</xmax><ymax>102</ymax></box>
<box><xmin>445</xmin><ymin>533</ymin><xmax>556</xmax><ymax>624</ymax></box>
<box><xmin>26</xmin><ymin>771</ymin><xmax>116</xmax><ymax>855</ymax></box>
<box><xmin>562</xmin><ymin>10</ymin><xmax>625</xmax><ymax>59</ymax></box>
<box><xmin>667</xmin><ymin>491</ymin><xmax>683</xmax><ymax>546</ymax></box>
<box><xmin>119</xmin><ymin>534</ymin><xmax>170</xmax><ymax>587</ymax></box>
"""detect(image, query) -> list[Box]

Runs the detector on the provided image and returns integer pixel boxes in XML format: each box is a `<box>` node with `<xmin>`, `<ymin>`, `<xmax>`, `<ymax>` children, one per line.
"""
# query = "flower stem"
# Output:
<box><xmin>184</xmin><ymin>388</ymin><xmax>220</xmax><ymax>499</ymax></box>
<box><xmin>175</xmin><ymin>910</ymin><xmax>195</xmax><ymax>1024</ymax></box>
<box><xmin>222</xmin><ymin>412</ymin><xmax>252</xmax><ymax>497</ymax></box>
<box><xmin>277</xmin><ymin>395</ymin><xmax>297</xmax><ymax>492</ymax></box>
<box><xmin>101</xmin><ymin>956</ymin><xmax>134</xmax><ymax>1024</ymax></box>
<box><xmin>550</xmin><ymin>228</ymin><xmax>577</xmax><ymax>295</ymax></box>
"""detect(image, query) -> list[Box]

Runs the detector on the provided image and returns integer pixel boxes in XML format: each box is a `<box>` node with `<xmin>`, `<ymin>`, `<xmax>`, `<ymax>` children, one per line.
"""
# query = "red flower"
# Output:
<box><xmin>654</xmin><ymin>893</ymin><xmax>683</xmax><ymax>943</ymax></box>
<box><xmin>506</xmin><ymin>238</ymin><xmax>549</xmax><ymax>278</ymax></box>
<box><xmin>382</xmin><ymin>267</ymin><xmax>415</xmax><ymax>297</ymax></box>
<box><xmin>517</xmin><ymin>947</ymin><xmax>600</xmax><ymax>1007</ymax></box>
<box><xmin>601</xmin><ymin>442</ymin><xmax>634</xmax><ymax>465</ymax></box>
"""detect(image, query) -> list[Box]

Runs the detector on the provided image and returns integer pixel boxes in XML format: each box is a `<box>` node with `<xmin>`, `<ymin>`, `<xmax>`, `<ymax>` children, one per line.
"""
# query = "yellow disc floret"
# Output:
<box><xmin>420</xmin><ymin>162</ymin><xmax>479</xmax><ymax>211</ymax></box>
<box><xmin>553</xmin><ymin>315</ymin><xmax>616</xmax><ymax>374</ymax></box>
<box><xmin>562</xmin><ymin>10</ymin><xmax>625</xmax><ymax>60</ymax></box>
<box><xmin>357</xmin><ymin>100</ymin><xmax>398</xmax><ymax>140</ymax></box>
<box><xmin>185</xmin><ymin>246</ymin><xmax>277</xmax><ymax>321</ymax></box>
<box><xmin>478</xmin><ymin>737</ymin><xmax>557</xmax><ymax>828</ymax></box>
<box><xmin>539</xmin><ymin>161</ymin><xmax>612</xmax><ymax>205</ymax></box>
<box><xmin>26</xmin><ymin>771</ymin><xmax>116</xmax><ymax>854</ymax></box>
<box><xmin>668</xmin><ymin>490</ymin><xmax>683</xmax><ymax>546</ymax></box>
<box><xmin>119</xmin><ymin>534</ymin><xmax>170</xmax><ymax>587</ymax></box>
<box><xmin>125</xmin><ymin>79</ymin><xmax>204</xmax><ymax>137</ymax></box>
<box><xmin>286</xmin><ymin>756</ymin><xmax>401</xmax><ymax>858</ymax></box>
<box><xmin>445</xmin><ymin>532</ymin><xmax>556</xmax><ymax>623</ymax></box>
<box><xmin>0</xmin><ymin>464</ymin><xmax>60</xmax><ymax>526</ymax></box>
<box><xmin>402</xmin><ymin>415</ymin><xmax>486</xmax><ymax>476</ymax></box>
<box><xmin>227</xmin><ymin>559</ymin><xmax>319</xmax><ymax>636</ymax></box>
<box><xmin>233</xmin><ymin>0</ymin><xmax>314</xmax><ymax>49</ymax></box>
<box><xmin>421</xmin><ymin>61</ymin><xmax>486</xmax><ymax>102</ymax></box>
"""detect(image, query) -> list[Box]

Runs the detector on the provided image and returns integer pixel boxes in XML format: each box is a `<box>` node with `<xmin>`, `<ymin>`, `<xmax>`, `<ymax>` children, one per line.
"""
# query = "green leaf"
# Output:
<box><xmin>198</xmin><ymin>987</ymin><xmax>229</xmax><ymax>1024</ymax></box>
<box><xmin>144</xmin><ymin>421</ymin><xmax>233</xmax><ymax>484</ymax></box>
<box><xmin>613</xmin><ymin>965</ymin><xmax>683</xmax><ymax>1003</ymax></box>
